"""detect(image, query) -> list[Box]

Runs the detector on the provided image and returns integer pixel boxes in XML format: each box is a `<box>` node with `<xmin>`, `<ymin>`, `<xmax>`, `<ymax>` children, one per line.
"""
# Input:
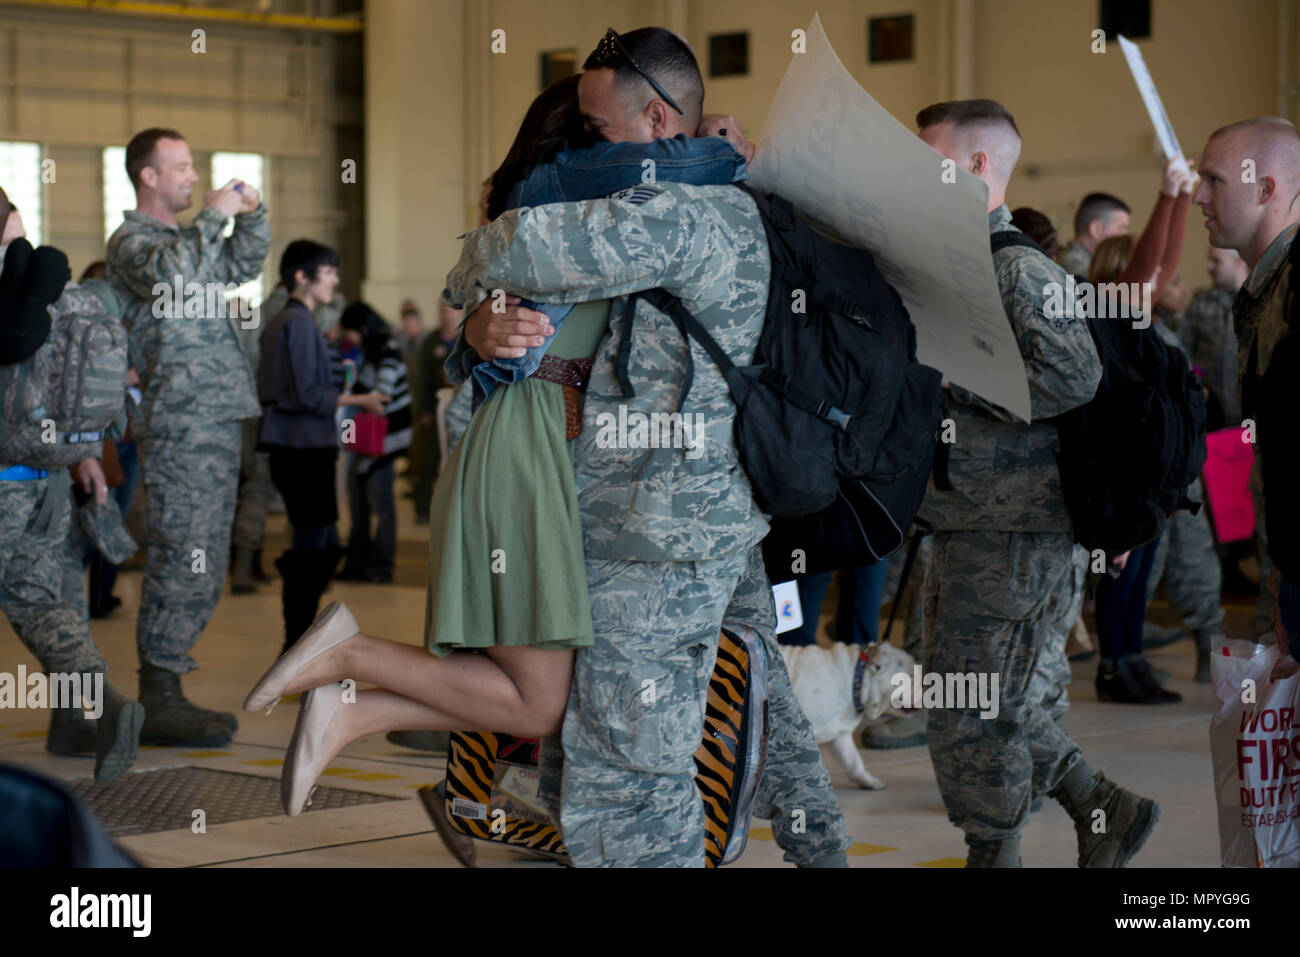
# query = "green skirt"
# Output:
<box><xmin>423</xmin><ymin>302</ymin><xmax>607</xmax><ymax>656</ymax></box>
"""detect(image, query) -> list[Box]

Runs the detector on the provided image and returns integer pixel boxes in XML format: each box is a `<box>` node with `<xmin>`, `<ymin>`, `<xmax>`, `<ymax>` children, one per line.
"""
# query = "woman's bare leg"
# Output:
<box><xmin>279</xmin><ymin>637</ymin><xmax>573</xmax><ymax>738</ymax></box>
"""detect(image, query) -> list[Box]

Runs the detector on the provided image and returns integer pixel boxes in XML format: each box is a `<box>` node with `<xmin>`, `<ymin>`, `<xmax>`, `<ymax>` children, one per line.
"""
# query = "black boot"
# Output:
<box><xmin>965</xmin><ymin>835</ymin><xmax>1022</xmax><ymax>867</ymax></box>
<box><xmin>1127</xmin><ymin>656</ymin><xmax>1182</xmax><ymax>703</ymax></box>
<box><xmin>46</xmin><ymin>680</ymin><xmax>145</xmax><ymax>782</ymax></box>
<box><xmin>1050</xmin><ymin>761</ymin><xmax>1160</xmax><ymax>867</ymax></box>
<box><xmin>138</xmin><ymin>663</ymin><xmax>236</xmax><ymax>747</ymax></box>
<box><xmin>1095</xmin><ymin>658</ymin><xmax>1156</xmax><ymax>703</ymax></box>
<box><xmin>94</xmin><ymin>680</ymin><xmax>145</xmax><ymax>782</ymax></box>
<box><xmin>47</xmin><ymin>704</ymin><xmax>97</xmax><ymax>756</ymax></box>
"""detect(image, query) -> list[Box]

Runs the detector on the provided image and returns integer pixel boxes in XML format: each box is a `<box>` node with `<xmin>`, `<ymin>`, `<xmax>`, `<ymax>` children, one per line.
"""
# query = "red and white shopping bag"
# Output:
<box><xmin>1210</xmin><ymin>638</ymin><xmax>1300</xmax><ymax>867</ymax></box>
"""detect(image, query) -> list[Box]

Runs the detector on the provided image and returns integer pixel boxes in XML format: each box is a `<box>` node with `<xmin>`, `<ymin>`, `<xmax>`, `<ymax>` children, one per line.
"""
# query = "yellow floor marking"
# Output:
<box><xmin>9</xmin><ymin>730</ymin><xmax>46</xmax><ymax>738</ymax></box>
<box><xmin>342</xmin><ymin>772</ymin><xmax>403</xmax><ymax>781</ymax></box>
<box><xmin>242</xmin><ymin>758</ymin><xmax>284</xmax><ymax>767</ymax></box>
<box><xmin>320</xmin><ymin>767</ymin><xmax>363</xmax><ymax>776</ymax></box>
<box><xmin>179</xmin><ymin>750</ymin><xmax>231</xmax><ymax>758</ymax></box>
<box><xmin>748</xmin><ymin>827</ymin><xmax>774</xmax><ymax>841</ymax></box>
<box><xmin>915</xmin><ymin>857</ymin><xmax>966</xmax><ymax>868</ymax></box>
<box><xmin>847</xmin><ymin>842</ymin><xmax>897</xmax><ymax>856</ymax></box>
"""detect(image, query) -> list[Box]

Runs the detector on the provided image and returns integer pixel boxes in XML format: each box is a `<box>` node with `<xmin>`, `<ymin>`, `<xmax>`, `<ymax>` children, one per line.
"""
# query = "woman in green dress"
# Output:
<box><xmin>240</xmin><ymin>78</ymin><xmax>601</xmax><ymax>816</ymax></box>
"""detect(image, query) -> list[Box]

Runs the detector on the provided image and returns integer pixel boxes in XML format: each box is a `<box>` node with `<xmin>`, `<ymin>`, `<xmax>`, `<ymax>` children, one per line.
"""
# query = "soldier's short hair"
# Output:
<box><xmin>1073</xmin><ymin>192</ymin><xmax>1131</xmax><ymax>237</ymax></box>
<box><xmin>915</xmin><ymin>99</ymin><xmax>1020</xmax><ymax>140</ymax></box>
<box><xmin>279</xmin><ymin>239</ymin><xmax>339</xmax><ymax>291</ymax></box>
<box><xmin>125</xmin><ymin>127</ymin><xmax>186</xmax><ymax>190</ymax></box>
<box><xmin>584</xmin><ymin>27</ymin><xmax>704</xmax><ymax>129</ymax></box>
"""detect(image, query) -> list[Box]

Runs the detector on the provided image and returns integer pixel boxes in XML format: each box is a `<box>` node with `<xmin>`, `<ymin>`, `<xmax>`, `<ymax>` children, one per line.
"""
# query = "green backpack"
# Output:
<box><xmin>0</xmin><ymin>278</ymin><xmax>129</xmax><ymax>469</ymax></box>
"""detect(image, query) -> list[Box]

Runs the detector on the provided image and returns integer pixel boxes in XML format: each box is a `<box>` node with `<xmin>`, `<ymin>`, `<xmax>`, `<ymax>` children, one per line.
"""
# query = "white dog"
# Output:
<box><xmin>780</xmin><ymin>641</ymin><xmax>917</xmax><ymax>789</ymax></box>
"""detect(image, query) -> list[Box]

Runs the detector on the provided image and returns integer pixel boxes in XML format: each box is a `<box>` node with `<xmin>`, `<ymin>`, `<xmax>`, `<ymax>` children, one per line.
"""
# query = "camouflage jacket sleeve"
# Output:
<box><xmin>994</xmin><ymin>247</ymin><xmax>1101</xmax><ymax>421</ymax></box>
<box><xmin>109</xmin><ymin>205</ymin><xmax>271</xmax><ymax>301</ymax></box>
<box><xmin>446</xmin><ymin>184</ymin><xmax>747</xmax><ymax>311</ymax></box>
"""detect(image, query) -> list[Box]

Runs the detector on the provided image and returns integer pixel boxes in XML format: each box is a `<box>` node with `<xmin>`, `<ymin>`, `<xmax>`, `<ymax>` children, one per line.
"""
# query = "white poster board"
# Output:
<box><xmin>749</xmin><ymin>14</ymin><xmax>1030</xmax><ymax>422</ymax></box>
<box><xmin>1117</xmin><ymin>34</ymin><xmax>1187</xmax><ymax>171</ymax></box>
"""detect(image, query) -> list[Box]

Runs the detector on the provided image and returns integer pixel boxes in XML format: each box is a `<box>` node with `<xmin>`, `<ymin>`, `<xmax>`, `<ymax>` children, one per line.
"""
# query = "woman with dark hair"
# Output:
<box><xmin>1010</xmin><ymin>207</ymin><xmax>1059</xmax><ymax>261</ymax></box>
<box><xmin>245</xmin><ymin>75</ymin><xmax>751</xmax><ymax>817</ymax></box>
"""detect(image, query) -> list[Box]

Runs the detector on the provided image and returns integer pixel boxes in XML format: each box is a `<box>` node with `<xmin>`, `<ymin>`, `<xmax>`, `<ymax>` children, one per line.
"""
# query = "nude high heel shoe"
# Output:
<box><xmin>282</xmin><ymin>682</ymin><xmax>348</xmax><ymax>817</ymax></box>
<box><xmin>244</xmin><ymin>601</ymin><xmax>359</xmax><ymax>714</ymax></box>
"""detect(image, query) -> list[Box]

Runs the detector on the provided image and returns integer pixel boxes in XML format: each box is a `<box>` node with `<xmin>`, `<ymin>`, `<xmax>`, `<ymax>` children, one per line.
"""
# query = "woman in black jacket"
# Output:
<box><xmin>257</xmin><ymin>241</ymin><xmax>387</xmax><ymax>654</ymax></box>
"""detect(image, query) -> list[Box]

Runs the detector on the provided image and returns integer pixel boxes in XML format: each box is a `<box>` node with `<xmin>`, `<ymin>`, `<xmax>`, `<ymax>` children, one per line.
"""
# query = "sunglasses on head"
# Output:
<box><xmin>589</xmin><ymin>27</ymin><xmax>684</xmax><ymax>116</ymax></box>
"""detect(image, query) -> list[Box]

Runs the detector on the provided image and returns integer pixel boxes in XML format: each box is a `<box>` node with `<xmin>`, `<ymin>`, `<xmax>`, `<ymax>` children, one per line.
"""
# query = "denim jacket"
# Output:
<box><xmin>446</xmin><ymin>134</ymin><xmax>747</xmax><ymax>398</ymax></box>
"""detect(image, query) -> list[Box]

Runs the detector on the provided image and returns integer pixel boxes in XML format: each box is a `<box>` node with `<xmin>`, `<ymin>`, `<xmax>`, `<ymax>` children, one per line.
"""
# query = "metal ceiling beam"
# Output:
<box><xmin>0</xmin><ymin>0</ymin><xmax>362</xmax><ymax>33</ymax></box>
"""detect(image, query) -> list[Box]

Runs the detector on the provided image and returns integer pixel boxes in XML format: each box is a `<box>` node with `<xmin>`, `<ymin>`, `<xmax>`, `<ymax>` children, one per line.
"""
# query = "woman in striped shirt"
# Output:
<box><xmin>337</xmin><ymin>303</ymin><xmax>411</xmax><ymax>584</ymax></box>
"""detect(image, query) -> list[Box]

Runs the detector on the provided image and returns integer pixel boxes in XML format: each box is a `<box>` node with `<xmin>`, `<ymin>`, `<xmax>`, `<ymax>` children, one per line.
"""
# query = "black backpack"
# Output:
<box><xmin>990</xmin><ymin>230</ymin><xmax>1207</xmax><ymax>555</ymax></box>
<box><xmin>616</xmin><ymin>185</ymin><xmax>945</xmax><ymax>577</ymax></box>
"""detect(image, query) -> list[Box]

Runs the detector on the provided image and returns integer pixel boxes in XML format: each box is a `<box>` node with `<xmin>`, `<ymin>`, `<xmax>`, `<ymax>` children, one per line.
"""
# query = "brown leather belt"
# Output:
<box><xmin>530</xmin><ymin>355</ymin><xmax>594</xmax><ymax>439</ymax></box>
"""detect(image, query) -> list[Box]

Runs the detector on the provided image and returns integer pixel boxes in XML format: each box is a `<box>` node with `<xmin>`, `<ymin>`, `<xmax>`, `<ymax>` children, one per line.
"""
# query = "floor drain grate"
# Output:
<box><xmin>66</xmin><ymin>765</ymin><xmax>402</xmax><ymax>837</ymax></box>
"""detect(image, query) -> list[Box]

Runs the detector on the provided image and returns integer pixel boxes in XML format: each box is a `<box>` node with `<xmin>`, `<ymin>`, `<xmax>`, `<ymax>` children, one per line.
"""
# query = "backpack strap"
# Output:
<box><xmin>990</xmin><ymin>229</ymin><xmax>1044</xmax><ymax>256</ymax></box>
<box><xmin>616</xmin><ymin>287</ymin><xmax>854</xmax><ymax>429</ymax></box>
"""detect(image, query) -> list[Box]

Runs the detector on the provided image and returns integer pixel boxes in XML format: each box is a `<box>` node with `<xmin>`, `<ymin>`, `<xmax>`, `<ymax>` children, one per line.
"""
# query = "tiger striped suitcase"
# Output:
<box><xmin>438</xmin><ymin>623</ymin><xmax>770</xmax><ymax>867</ymax></box>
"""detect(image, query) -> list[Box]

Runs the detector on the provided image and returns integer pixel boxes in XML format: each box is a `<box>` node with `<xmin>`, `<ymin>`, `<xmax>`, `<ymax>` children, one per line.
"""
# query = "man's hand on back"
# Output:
<box><xmin>463</xmin><ymin>294</ymin><xmax>553</xmax><ymax>359</ymax></box>
<box><xmin>698</xmin><ymin>114</ymin><xmax>756</xmax><ymax>165</ymax></box>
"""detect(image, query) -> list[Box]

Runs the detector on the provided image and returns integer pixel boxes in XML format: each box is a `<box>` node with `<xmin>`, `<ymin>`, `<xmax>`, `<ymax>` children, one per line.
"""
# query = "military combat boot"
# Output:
<box><xmin>1051</xmin><ymin>762</ymin><xmax>1160</xmax><ymax>867</ymax></box>
<box><xmin>94</xmin><ymin>681</ymin><xmax>145</xmax><ymax>783</ymax></box>
<box><xmin>46</xmin><ymin>704</ymin><xmax>97</xmax><ymax>756</ymax></box>
<box><xmin>47</xmin><ymin>680</ymin><xmax>145</xmax><ymax>782</ymax></box>
<box><xmin>138</xmin><ymin>664</ymin><xmax>236</xmax><ymax>747</ymax></box>
<box><xmin>965</xmin><ymin>835</ymin><xmax>1022</xmax><ymax>867</ymax></box>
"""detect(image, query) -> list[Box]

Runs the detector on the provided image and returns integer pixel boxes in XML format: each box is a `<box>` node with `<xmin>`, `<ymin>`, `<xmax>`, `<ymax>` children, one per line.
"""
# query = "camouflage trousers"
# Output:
<box><xmin>1145</xmin><ymin>479</ymin><xmax>1224</xmax><ymax>640</ymax></box>
<box><xmin>135</xmin><ymin>422</ymin><xmax>242</xmax><ymax>673</ymax></box>
<box><xmin>922</xmin><ymin>530</ymin><xmax>1084</xmax><ymax>843</ymax></box>
<box><xmin>232</xmin><ymin>419</ymin><xmax>272</xmax><ymax>551</ymax></box>
<box><xmin>549</xmin><ymin>543</ymin><xmax>849</xmax><ymax>867</ymax></box>
<box><xmin>0</xmin><ymin>477</ymin><xmax>108</xmax><ymax>676</ymax></box>
<box><xmin>60</xmin><ymin>491</ymin><xmax>91</xmax><ymax>623</ymax></box>
<box><xmin>1028</xmin><ymin>544</ymin><xmax>1087</xmax><ymax>725</ymax></box>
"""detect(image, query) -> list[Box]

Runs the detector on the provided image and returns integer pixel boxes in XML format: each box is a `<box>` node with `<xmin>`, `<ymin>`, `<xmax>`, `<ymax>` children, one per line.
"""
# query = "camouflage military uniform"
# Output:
<box><xmin>105</xmin><ymin>204</ymin><xmax>269</xmax><ymax>673</ymax></box>
<box><xmin>1234</xmin><ymin>222</ymin><xmax>1299</xmax><ymax>639</ymax></box>
<box><xmin>1182</xmin><ymin>284</ymin><xmax>1241</xmax><ymax>425</ymax></box>
<box><xmin>0</xmin><ymin>475</ymin><xmax>108</xmax><ymax>677</ymax></box>
<box><xmin>1058</xmin><ymin>240</ymin><xmax>1091</xmax><ymax>278</ymax></box>
<box><xmin>918</xmin><ymin>205</ymin><xmax>1102</xmax><ymax>846</ymax></box>
<box><xmin>1028</xmin><ymin>544</ymin><xmax>1087</xmax><ymax>725</ymax></box>
<box><xmin>447</xmin><ymin>182</ymin><xmax>849</xmax><ymax>867</ymax></box>
<box><xmin>0</xmin><ymin>271</ymin><xmax>113</xmax><ymax>682</ymax></box>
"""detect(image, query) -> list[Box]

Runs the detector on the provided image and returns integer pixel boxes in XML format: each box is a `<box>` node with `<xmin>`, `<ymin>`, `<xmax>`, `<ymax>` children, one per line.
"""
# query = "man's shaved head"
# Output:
<box><xmin>916</xmin><ymin>99</ymin><xmax>1022</xmax><ymax>210</ymax></box>
<box><xmin>1194</xmin><ymin>116</ymin><xmax>1300</xmax><ymax>268</ymax></box>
